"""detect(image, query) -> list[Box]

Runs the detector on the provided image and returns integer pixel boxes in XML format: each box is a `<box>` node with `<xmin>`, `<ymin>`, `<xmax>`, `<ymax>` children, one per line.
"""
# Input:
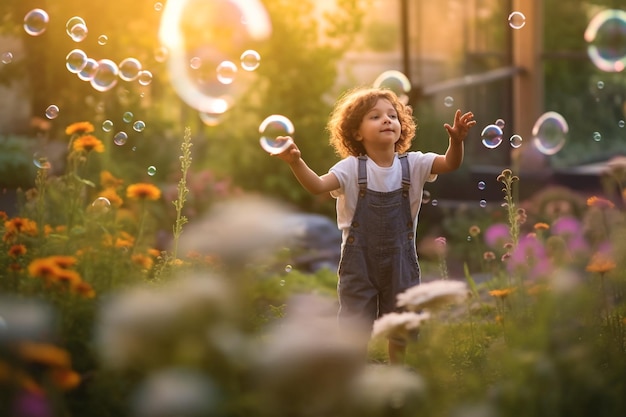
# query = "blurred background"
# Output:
<box><xmin>0</xmin><ymin>0</ymin><xmax>625</xmax><ymax>250</ymax></box>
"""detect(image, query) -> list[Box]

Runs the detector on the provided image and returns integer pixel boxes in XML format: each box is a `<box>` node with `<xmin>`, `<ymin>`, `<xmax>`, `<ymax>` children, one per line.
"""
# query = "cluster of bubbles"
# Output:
<box><xmin>158</xmin><ymin>0</ymin><xmax>269</xmax><ymax>126</ymax></box>
<box><xmin>480</xmin><ymin>118</ymin><xmax>524</xmax><ymax>150</ymax></box>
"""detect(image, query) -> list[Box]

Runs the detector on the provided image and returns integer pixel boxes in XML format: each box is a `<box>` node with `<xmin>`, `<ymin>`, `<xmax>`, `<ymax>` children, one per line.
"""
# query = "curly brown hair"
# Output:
<box><xmin>327</xmin><ymin>87</ymin><xmax>416</xmax><ymax>158</ymax></box>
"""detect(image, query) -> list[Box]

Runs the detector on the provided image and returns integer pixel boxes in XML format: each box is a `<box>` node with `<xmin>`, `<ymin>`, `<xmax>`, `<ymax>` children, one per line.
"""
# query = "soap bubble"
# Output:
<box><xmin>532</xmin><ymin>111</ymin><xmax>568</xmax><ymax>155</ymax></box>
<box><xmin>592</xmin><ymin>131</ymin><xmax>602</xmax><ymax>142</ymax></box>
<box><xmin>133</xmin><ymin>121</ymin><xmax>146</xmax><ymax>132</ymax></box>
<box><xmin>66</xmin><ymin>49</ymin><xmax>88</xmax><ymax>73</ymax></box>
<box><xmin>477</xmin><ymin>181</ymin><xmax>486</xmax><ymax>190</ymax></box>
<box><xmin>1</xmin><ymin>52</ymin><xmax>13</xmax><ymax>64</ymax></box>
<box><xmin>508</xmin><ymin>11</ymin><xmax>526</xmax><ymax>29</ymax></box>
<box><xmin>443</xmin><ymin>96</ymin><xmax>454</xmax><ymax>107</ymax></box>
<box><xmin>24</xmin><ymin>9</ymin><xmax>49</xmax><ymax>36</ymax></box>
<box><xmin>259</xmin><ymin>115</ymin><xmax>294</xmax><ymax>155</ymax></box>
<box><xmin>33</xmin><ymin>152</ymin><xmax>51</xmax><ymax>169</ymax></box>
<box><xmin>119</xmin><ymin>58</ymin><xmax>142</xmax><ymax>81</ymax></box>
<box><xmin>584</xmin><ymin>9</ymin><xmax>626</xmax><ymax>72</ymax></box>
<box><xmin>422</xmin><ymin>190</ymin><xmax>431</xmax><ymax>204</ymax></box>
<box><xmin>509</xmin><ymin>134</ymin><xmax>523</xmax><ymax>148</ymax></box>
<box><xmin>91</xmin><ymin>197</ymin><xmax>111</xmax><ymax>214</ymax></box>
<box><xmin>113</xmin><ymin>131</ymin><xmax>128</xmax><ymax>146</ymax></box>
<box><xmin>495</xmin><ymin>118</ymin><xmax>506</xmax><ymax>129</ymax></box>
<box><xmin>102</xmin><ymin>120</ymin><xmax>114</xmax><ymax>132</ymax></box>
<box><xmin>137</xmin><ymin>70</ymin><xmax>153</xmax><ymax>86</ymax></box>
<box><xmin>216</xmin><ymin>60</ymin><xmax>237</xmax><ymax>84</ymax></box>
<box><xmin>373</xmin><ymin>70</ymin><xmax>411</xmax><ymax>104</ymax></box>
<box><xmin>45</xmin><ymin>105</ymin><xmax>59</xmax><ymax>119</ymax></box>
<box><xmin>240</xmin><ymin>49</ymin><xmax>261</xmax><ymax>71</ymax></box>
<box><xmin>481</xmin><ymin>124</ymin><xmax>503</xmax><ymax>149</ymax></box>
<box><xmin>98</xmin><ymin>35</ymin><xmax>108</xmax><ymax>45</ymax></box>
<box><xmin>123</xmin><ymin>112</ymin><xmax>134</xmax><ymax>123</ymax></box>
<box><xmin>91</xmin><ymin>59</ymin><xmax>119</xmax><ymax>92</ymax></box>
<box><xmin>147</xmin><ymin>166</ymin><xmax>157</xmax><ymax>176</ymax></box>
<box><xmin>479</xmin><ymin>199</ymin><xmax>487</xmax><ymax>208</ymax></box>
<box><xmin>77</xmin><ymin>58</ymin><xmax>99</xmax><ymax>81</ymax></box>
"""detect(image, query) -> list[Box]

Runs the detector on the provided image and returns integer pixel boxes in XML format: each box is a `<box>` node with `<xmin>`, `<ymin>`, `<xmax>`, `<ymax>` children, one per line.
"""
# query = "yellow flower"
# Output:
<box><xmin>65</xmin><ymin>121</ymin><xmax>94</xmax><ymax>136</ymax></box>
<box><xmin>586</xmin><ymin>196</ymin><xmax>615</xmax><ymax>209</ymax></box>
<box><xmin>586</xmin><ymin>252</ymin><xmax>616</xmax><ymax>274</ymax></box>
<box><xmin>488</xmin><ymin>288</ymin><xmax>516</xmax><ymax>298</ymax></box>
<box><xmin>533</xmin><ymin>222</ymin><xmax>550</xmax><ymax>231</ymax></box>
<box><xmin>126</xmin><ymin>183</ymin><xmax>161</xmax><ymax>200</ymax></box>
<box><xmin>72</xmin><ymin>135</ymin><xmax>104</xmax><ymax>153</ymax></box>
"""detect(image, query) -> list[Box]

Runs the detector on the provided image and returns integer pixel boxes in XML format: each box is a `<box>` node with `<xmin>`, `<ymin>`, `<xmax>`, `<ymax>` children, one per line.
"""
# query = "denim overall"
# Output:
<box><xmin>337</xmin><ymin>154</ymin><xmax>421</xmax><ymax>333</ymax></box>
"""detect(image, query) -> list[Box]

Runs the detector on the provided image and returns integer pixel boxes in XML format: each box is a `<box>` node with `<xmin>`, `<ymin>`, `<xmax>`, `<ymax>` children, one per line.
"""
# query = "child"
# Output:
<box><xmin>274</xmin><ymin>86</ymin><xmax>476</xmax><ymax>364</ymax></box>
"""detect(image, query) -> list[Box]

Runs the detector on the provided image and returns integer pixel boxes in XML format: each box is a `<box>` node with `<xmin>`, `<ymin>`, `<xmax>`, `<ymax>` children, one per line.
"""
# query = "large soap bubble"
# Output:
<box><xmin>584</xmin><ymin>9</ymin><xmax>626</xmax><ymax>72</ymax></box>
<box><xmin>532</xmin><ymin>111</ymin><xmax>569</xmax><ymax>156</ymax></box>
<box><xmin>158</xmin><ymin>0</ymin><xmax>271</xmax><ymax>115</ymax></box>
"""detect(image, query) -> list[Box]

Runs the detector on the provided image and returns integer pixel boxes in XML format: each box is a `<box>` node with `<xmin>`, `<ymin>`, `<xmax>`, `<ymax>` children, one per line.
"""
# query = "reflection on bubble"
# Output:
<box><xmin>24</xmin><ymin>9</ymin><xmax>49</xmax><ymax>36</ymax></box>
<box><xmin>216</xmin><ymin>60</ymin><xmax>237</xmax><ymax>84</ymax></box>
<box><xmin>422</xmin><ymin>190</ymin><xmax>431</xmax><ymax>204</ymax></box>
<box><xmin>66</xmin><ymin>17</ymin><xmax>86</xmax><ymax>36</ymax></box>
<box><xmin>113</xmin><ymin>131</ymin><xmax>128</xmax><ymax>146</ymax></box>
<box><xmin>33</xmin><ymin>152</ymin><xmax>51</xmax><ymax>169</ymax></box>
<box><xmin>66</xmin><ymin>49</ymin><xmax>88</xmax><ymax>73</ymax></box>
<box><xmin>102</xmin><ymin>120</ymin><xmax>114</xmax><ymax>132</ymax></box>
<box><xmin>158</xmin><ymin>0</ymin><xmax>271</xmax><ymax>114</ymax></box>
<box><xmin>584</xmin><ymin>9</ymin><xmax>626</xmax><ymax>72</ymax></box>
<box><xmin>137</xmin><ymin>70</ymin><xmax>153</xmax><ymax>86</ymax></box>
<box><xmin>259</xmin><ymin>115</ymin><xmax>295</xmax><ymax>155</ymax></box>
<box><xmin>481</xmin><ymin>124</ymin><xmax>503</xmax><ymax>149</ymax></box>
<box><xmin>119</xmin><ymin>58</ymin><xmax>142</xmax><ymax>81</ymax></box>
<box><xmin>532</xmin><ymin>111</ymin><xmax>568</xmax><ymax>156</ymax></box>
<box><xmin>372</xmin><ymin>70</ymin><xmax>411</xmax><ymax>104</ymax></box>
<box><xmin>91</xmin><ymin>59</ymin><xmax>119</xmax><ymax>92</ymax></box>
<box><xmin>45</xmin><ymin>105</ymin><xmax>59</xmax><ymax>119</ymax></box>
<box><xmin>508</xmin><ymin>11</ymin><xmax>526</xmax><ymax>29</ymax></box>
<box><xmin>133</xmin><ymin>121</ymin><xmax>146</xmax><ymax>132</ymax></box>
<box><xmin>443</xmin><ymin>96</ymin><xmax>454</xmax><ymax>107</ymax></box>
<box><xmin>147</xmin><ymin>166</ymin><xmax>157</xmax><ymax>176</ymax></box>
<box><xmin>77</xmin><ymin>58</ymin><xmax>99</xmax><ymax>81</ymax></box>
<box><xmin>199</xmin><ymin>111</ymin><xmax>223</xmax><ymax>126</ymax></box>
<box><xmin>510</xmin><ymin>134</ymin><xmax>523</xmax><ymax>148</ymax></box>
<box><xmin>240</xmin><ymin>49</ymin><xmax>261</xmax><ymax>71</ymax></box>
<box><xmin>91</xmin><ymin>197</ymin><xmax>111</xmax><ymax>214</ymax></box>
<box><xmin>1</xmin><ymin>52</ymin><xmax>13</xmax><ymax>64</ymax></box>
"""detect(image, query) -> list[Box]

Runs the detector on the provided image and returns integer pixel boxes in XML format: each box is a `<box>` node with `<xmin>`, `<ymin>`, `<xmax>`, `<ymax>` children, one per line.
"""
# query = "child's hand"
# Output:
<box><xmin>272</xmin><ymin>136</ymin><xmax>301</xmax><ymax>164</ymax></box>
<box><xmin>444</xmin><ymin>110</ymin><xmax>476</xmax><ymax>143</ymax></box>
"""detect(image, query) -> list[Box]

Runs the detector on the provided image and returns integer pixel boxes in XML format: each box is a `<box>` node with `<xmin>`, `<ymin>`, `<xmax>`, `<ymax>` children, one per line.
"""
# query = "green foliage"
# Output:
<box><xmin>0</xmin><ymin>135</ymin><xmax>36</xmax><ymax>188</ymax></box>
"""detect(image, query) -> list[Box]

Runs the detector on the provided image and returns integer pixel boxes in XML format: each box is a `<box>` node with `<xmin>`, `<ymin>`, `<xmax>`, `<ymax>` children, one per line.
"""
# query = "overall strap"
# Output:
<box><xmin>357</xmin><ymin>155</ymin><xmax>368</xmax><ymax>190</ymax></box>
<box><xmin>398</xmin><ymin>153</ymin><xmax>410</xmax><ymax>191</ymax></box>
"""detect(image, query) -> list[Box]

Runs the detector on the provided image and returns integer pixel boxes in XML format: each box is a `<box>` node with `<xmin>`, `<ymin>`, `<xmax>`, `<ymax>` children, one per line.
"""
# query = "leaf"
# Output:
<box><xmin>463</xmin><ymin>262</ymin><xmax>479</xmax><ymax>298</ymax></box>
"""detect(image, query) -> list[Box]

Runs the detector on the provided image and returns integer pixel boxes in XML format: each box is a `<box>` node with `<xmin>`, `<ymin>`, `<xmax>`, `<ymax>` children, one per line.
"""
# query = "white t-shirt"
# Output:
<box><xmin>329</xmin><ymin>152</ymin><xmax>438</xmax><ymax>243</ymax></box>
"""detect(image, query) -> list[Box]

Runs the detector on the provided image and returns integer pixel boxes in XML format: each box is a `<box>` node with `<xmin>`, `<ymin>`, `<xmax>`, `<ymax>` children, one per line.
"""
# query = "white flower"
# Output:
<box><xmin>396</xmin><ymin>280</ymin><xmax>469</xmax><ymax>312</ymax></box>
<box><xmin>371</xmin><ymin>311</ymin><xmax>430</xmax><ymax>340</ymax></box>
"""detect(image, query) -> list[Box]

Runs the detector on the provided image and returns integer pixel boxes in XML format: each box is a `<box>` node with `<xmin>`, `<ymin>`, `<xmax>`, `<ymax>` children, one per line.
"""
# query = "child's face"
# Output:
<box><xmin>356</xmin><ymin>98</ymin><xmax>401</xmax><ymax>151</ymax></box>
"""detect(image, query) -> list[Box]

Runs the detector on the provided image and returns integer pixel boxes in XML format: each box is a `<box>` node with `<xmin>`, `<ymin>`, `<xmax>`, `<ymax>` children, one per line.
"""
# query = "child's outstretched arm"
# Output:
<box><xmin>431</xmin><ymin>109</ymin><xmax>476</xmax><ymax>174</ymax></box>
<box><xmin>273</xmin><ymin>136</ymin><xmax>340</xmax><ymax>195</ymax></box>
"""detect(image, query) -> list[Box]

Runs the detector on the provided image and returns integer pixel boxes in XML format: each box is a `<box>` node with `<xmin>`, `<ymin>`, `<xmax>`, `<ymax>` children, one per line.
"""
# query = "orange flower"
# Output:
<box><xmin>132</xmin><ymin>253</ymin><xmax>154</xmax><ymax>270</ymax></box>
<box><xmin>65</xmin><ymin>121</ymin><xmax>94</xmax><ymax>136</ymax></box>
<box><xmin>50</xmin><ymin>368</ymin><xmax>81</xmax><ymax>390</ymax></box>
<box><xmin>469</xmin><ymin>225</ymin><xmax>481</xmax><ymax>237</ymax></box>
<box><xmin>147</xmin><ymin>248</ymin><xmax>161</xmax><ymax>257</ymax></box>
<box><xmin>533</xmin><ymin>222</ymin><xmax>550</xmax><ymax>231</ymax></box>
<box><xmin>586</xmin><ymin>196</ymin><xmax>615</xmax><ymax>209</ymax></box>
<box><xmin>100</xmin><ymin>170</ymin><xmax>124</xmax><ymax>188</ymax></box>
<box><xmin>586</xmin><ymin>252</ymin><xmax>616</xmax><ymax>274</ymax></box>
<box><xmin>71</xmin><ymin>281</ymin><xmax>96</xmax><ymax>299</ymax></box>
<box><xmin>97</xmin><ymin>188</ymin><xmax>123</xmax><ymax>208</ymax></box>
<box><xmin>50</xmin><ymin>255</ymin><xmax>78</xmax><ymax>269</ymax></box>
<box><xmin>126</xmin><ymin>183</ymin><xmax>161</xmax><ymax>200</ymax></box>
<box><xmin>8</xmin><ymin>244</ymin><xmax>27</xmax><ymax>258</ymax></box>
<box><xmin>17</xmin><ymin>342</ymin><xmax>71</xmax><ymax>368</ymax></box>
<box><xmin>28</xmin><ymin>258</ymin><xmax>60</xmax><ymax>281</ymax></box>
<box><xmin>488</xmin><ymin>288</ymin><xmax>516</xmax><ymax>298</ymax></box>
<box><xmin>0</xmin><ymin>211</ymin><xmax>7</xmax><ymax>221</ymax></box>
<box><xmin>3</xmin><ymin>217</ymin><xmax>38</xmax><ymax>241</ymax></box>
<box><xmin>54</xmin><ymin>268</ymin><xmax>82</xmax><ymax>286</ymax></box>
<box><xmin>72</xmin><ymin>135</ymin><xmax>104</xmax><ymax>153</ymax></box>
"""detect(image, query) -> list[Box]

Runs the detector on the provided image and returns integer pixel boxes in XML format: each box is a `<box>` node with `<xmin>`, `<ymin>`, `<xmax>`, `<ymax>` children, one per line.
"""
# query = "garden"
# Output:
<box><xmin>1</xmin><ymin>1</ymin><xmax>626</xmax><ymax>417</ymax></box>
